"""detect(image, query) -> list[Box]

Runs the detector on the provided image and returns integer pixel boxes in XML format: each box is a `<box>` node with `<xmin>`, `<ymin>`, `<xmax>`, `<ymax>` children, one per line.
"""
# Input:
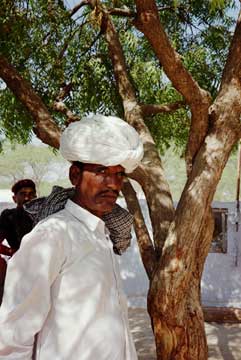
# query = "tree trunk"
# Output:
<box><xmin>133</xmin><ymin>5</ymin><xmax>241</xmax><ymax>359</ymax></box>
<box><xmin>151</xmin><ymin>303</ymin><xmax>207</xmax><ymax>360</ymax></box>
<box><xmin>149</xmin><ymin>267</ymin><xmax>209</xmax><ymax>359</ymax></box>
<box><xmin>148</xmin><ymin>208</ymin><xmax>214</xmax><ymax>359</ymax></box>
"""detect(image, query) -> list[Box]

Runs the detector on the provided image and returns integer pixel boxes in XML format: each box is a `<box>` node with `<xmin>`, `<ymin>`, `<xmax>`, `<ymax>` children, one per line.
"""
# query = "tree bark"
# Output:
<box><xmin>140</xmin><ymin>101</ymin><xmax>186</xmax><ymax>117</ymax></box>
<box><xmin>148</xmin><ymin>207</ymin><xmax>214</xmax><ymax>359</ymax></box>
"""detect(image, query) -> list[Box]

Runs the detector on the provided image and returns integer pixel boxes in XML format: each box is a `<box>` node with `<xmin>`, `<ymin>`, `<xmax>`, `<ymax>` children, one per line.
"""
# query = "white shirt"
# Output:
<box><xmin>0</xmin><ymin>200</ymin><xmax>137</xmax><ymax>360</ymax></box>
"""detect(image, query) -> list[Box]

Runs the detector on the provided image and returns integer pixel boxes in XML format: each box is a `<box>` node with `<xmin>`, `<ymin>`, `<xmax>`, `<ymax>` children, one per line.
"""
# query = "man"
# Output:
<box><xmin>0</xmin><ymin>179</ymin><xmax>37</xmax><ymax>256</ymax></box>
<box><xmin>0</xmin><ymin>172</ymin><xmax>134</xmax><ymax>304</ymax></box>
<box><xmin>0</xmin><ymin>179</ymin><xmax>36</xmax><ymax>301</ymax></box>
<box><xmin>0</xmin><ymin>114</ymin><xmax>143</xmax><ymax>360</ymax></box>
<box><xmin>24</xmin><ymin>186</ymin><xmax>134</xmax><ymax>256</ymax></box>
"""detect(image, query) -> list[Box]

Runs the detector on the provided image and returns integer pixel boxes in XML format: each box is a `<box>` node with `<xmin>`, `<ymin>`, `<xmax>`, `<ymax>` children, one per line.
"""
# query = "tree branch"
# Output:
<box><xmin>209</xmin><ymin>10</ymin><xmax>241</xmax><ymax>137</ymax></box>
<box><xmin>56</xmin><ymin>83</ymin><xmax>73</xmax><ymax>101</ymax></box>
<box><xmin>52</xmin><ymin>101</ymin><xmax>80</xmax><ymax>125</ymax></box>
<box><xmin>219</xmin><ymin>9</ymin><xmax>241</xmax><ymax>96</ymax></box>
<box><xmin>108</xmin><ymin>7</ymin><xmax>135</xmax><ymax>17</ymax></box>
<box><xmin>58</xmin><ymin>27</ymin><xmax>81</xmax><ymax>61</ymax></box>
<box><xmin>122</xmin><ymin>180</ymin><xmax>157</xmax><ymax>279</ymax></box>
<box><xmin>133</xmin><ymin>0</ymin><xmax>211</xmax><ymax>175</ymax></box>
<box><xmin>69</xmin><ymin>0</ymin><xmax>90</xmax><ymax>17</ymax></box>
<box><xmin>0</xmin><ymin>54</ymin><xmax>61</xmax><ymax>149</ymax></box>
<box><xmin>141</xmin><ymin>100</ymin><xmax>186</xmax><ymax>117</ymax></box>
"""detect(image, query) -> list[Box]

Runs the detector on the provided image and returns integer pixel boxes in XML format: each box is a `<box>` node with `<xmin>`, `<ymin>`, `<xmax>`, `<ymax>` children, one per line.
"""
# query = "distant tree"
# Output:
<box><xmin>0</xmin><ymin>143</ymin><xmax>66</xmax><ymax>195</ymax></box>
<box><xmin>0</xmin><ymin>1</ymin><xmax>241</xmax><ymax>359</ymax></box>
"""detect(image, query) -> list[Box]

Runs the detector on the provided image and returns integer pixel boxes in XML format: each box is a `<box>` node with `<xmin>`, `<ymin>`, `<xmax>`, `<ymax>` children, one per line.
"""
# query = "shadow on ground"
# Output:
<box><xmin>128</xmin><ymin>308</ymin><xmax>156</xmax><ymax>360</ymax></box>
<box><xmin>207</xmin><ymin>323</ymin><xmax>241</xmax><ymax>360</ymax></box>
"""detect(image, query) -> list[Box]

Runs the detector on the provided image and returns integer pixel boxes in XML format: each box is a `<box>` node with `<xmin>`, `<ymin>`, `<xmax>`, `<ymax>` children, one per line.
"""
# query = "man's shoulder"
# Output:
<box><xmin>0</xmin><ymin>207</ymin><xmax>32</xmax><ymax>222</ymax></box>
<box><xmin>34</xmin><ymin>208</ymin><xmax>69</xmax><ymax>230</ymax></box>
<box><xmin>0</xmin><ymin>209</ymin><xmax>17</xmax><ymax>236</ymax></box>
<box><xmin>33</xmin><ymin>206</ymin><xmax>88</xmax><ymax>238</ymax></box>
<box><xmin>46</xmin><ymin>207</ymin><xmax>68</xmax><ymax>220</ymax></box>
<box><xmin>0</xmin><ymin>207</ymin><xmax>17</xmax><ymax>219</ymax></box>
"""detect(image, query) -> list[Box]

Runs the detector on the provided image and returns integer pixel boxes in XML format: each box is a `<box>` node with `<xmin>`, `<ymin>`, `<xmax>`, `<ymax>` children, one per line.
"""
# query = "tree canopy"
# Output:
<box><xmin>0</xmin><ymin>0</ymin><xmax>237</xmax><ymax>152</ymax></box>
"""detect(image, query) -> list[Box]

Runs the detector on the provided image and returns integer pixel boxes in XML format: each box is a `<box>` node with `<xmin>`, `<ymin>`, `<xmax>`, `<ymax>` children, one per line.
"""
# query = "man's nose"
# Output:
<box><xmin>105</xmin><ymin>174</ymin><xmax>122</xmax><ymax>189</ymax></box>
<box><xmin>24</xmin><ymin>194</ymin><xmax>32</xmax><ymax>201</ymax></box>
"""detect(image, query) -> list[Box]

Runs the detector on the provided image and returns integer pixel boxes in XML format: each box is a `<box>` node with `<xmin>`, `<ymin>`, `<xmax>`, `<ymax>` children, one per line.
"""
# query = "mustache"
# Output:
<box><xmin>97</xmin><ymin>189</ymin><xmax>119</xmax><ymax>197</ymax></box>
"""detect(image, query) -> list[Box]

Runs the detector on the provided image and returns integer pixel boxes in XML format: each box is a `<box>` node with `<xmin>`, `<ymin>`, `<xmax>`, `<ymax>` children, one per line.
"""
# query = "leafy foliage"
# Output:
<box><xmin>0</xmin><ymin>0</ymin><xmax>238</xmax><ymax>152</ymax></box>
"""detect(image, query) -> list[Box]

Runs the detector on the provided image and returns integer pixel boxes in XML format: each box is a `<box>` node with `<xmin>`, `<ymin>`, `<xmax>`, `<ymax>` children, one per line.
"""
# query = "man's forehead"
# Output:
<box><xmin>17</xmin><ymin>187</ymin><xmax>36</xmax><ymax>193</ymax></box>
<box><xmin>83</xmin><ymin>163</ymin><xmax>124</xmax><ymax>171</ymax></box>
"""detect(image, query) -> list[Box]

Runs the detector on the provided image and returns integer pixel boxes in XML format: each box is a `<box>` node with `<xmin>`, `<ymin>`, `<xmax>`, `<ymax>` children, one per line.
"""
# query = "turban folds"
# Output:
<box><xmin>59</xmin><ymin>114</ymin><xmax>143</xmax><ymax>173</ymax></box>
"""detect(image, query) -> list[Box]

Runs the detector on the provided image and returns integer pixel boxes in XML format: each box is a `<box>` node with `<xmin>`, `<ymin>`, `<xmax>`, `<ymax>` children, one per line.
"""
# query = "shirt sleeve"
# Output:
<box><xmin>0</xmin><ymin>222</ymin><xmax>66</xmax><ymax>359</ymax></box>
<box><xmin>0</xmin><ymin>210</ymin><xmax>10</xmax><ymax>242</ymax></box>
<box><xmin>0</xmin><ymin>210</ymin><xmax>18</xmax><ymax>249</ymax></box>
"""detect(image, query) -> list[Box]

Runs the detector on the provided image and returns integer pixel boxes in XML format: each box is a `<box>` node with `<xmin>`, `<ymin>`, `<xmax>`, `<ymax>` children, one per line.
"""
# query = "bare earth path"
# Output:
<box><xmin>128</xmin><ymin>308</ymin><xmax>241</xmax><ymax>360</ymax></box>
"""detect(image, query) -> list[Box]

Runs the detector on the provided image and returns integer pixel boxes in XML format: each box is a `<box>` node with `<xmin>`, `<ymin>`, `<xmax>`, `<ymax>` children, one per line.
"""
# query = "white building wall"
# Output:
<box><xmin>201</xmin><ymin>201</ymin><xmax>241</xmax><ymax>307</ymax></box>
<box><xmin>118</xmin><ymin>200</ymin><xmax>241</xmax><ymax>308</ymax></box>
<box><xmin>0</xmin><ymin>190</ymin><xmax>14</xmax><ymax>203</ymax></box>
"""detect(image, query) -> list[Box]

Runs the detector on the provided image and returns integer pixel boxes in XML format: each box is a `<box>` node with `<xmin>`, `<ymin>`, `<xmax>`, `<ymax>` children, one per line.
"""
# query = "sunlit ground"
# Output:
<box><xmin>128</xmin><ymin>308</ymin><xmax>241</xmax><ymax>360</ymax></box>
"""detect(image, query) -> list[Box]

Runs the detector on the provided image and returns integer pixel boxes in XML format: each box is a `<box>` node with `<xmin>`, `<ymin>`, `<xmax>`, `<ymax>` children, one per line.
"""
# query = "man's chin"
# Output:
<box><xmin>97</xmin><ymin>200</ymin><xmax>116</xmax><ymax>214</ymax></box>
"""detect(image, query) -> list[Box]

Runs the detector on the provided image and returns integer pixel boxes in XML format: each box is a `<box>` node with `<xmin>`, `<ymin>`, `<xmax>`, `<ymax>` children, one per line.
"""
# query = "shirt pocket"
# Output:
<box><xmin>59</xmin><ymin>238</ymin><xmax>96</xmax><ymax>275</ymax></box>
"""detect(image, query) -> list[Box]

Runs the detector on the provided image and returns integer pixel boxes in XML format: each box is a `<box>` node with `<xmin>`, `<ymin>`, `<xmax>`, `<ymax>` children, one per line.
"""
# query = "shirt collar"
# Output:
<box><xmin>65</xmin><ymin>199</ymin><xmax>106</xmax><ymax>233</ymax></box>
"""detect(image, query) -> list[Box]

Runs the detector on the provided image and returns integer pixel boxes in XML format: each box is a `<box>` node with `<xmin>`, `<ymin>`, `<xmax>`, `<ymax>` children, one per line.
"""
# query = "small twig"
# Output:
<box><xmin>69</xmin><ymin>0</ymin><xmax>89</xmax><ymax>17</ymax></box>
<box><xmin>108</xmin><ymin>8</ymin><xmax>135</xmax><ymax>18</ymax></box>
<box><xmin>53</xmin><ymin>101</ymin><xmax>80</xmax><ymax>125</ymax></box>
<box><xmin>141</xmin><ymin>100</ymin><xmax>186</xmax><ymax>116</ymax></box>
<box><xmin>56</xmin><ymin>83</ymin><xmax>73</xmax><ymax>102</ymax></box>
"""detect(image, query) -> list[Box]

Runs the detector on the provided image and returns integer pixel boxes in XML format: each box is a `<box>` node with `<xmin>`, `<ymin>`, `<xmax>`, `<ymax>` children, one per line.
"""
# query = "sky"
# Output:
<box><xmin>64</xmin><ymin>0</ymin><xmax>79</xmax><ymax>10</ymax></box>
<box><xmin>64</xmin><ymin>0</ymin><xmax>240</xmax><ymax>14</ymax></box>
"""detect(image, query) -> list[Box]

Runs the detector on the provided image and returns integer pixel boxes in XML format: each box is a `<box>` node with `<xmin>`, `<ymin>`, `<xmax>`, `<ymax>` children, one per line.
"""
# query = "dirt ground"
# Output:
<box><xmin>128</xmin><ymin>308</ymin><xmax>241</xmax><ymax>360</ymax></box>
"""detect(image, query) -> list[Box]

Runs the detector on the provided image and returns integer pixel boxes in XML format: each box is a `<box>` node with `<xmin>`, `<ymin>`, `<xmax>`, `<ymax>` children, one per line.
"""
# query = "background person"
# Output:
<box><xmin>0</xmin><ymin>179</ymin><xmax>37</xmax><ymax>256</ymax></box>
<box><xmin>0</xmin><ymin>179</ymin><xmax>36</xmax><ymax>302</ymax></box>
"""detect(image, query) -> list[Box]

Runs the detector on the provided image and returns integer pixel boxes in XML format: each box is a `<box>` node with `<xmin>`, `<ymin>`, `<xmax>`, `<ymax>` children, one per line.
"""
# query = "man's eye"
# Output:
<box><xmin>95</xmin><ymin>168</ymin><xmax>106</xmax><ymax>174</ymax></box>
<box><xmin>117</xmin><ymin>172</ymin><xmax>125</xmax><ymax>178</ymax></box>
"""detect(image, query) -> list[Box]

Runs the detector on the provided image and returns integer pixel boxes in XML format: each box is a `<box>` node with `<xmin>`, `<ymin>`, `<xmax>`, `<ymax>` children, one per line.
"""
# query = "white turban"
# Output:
<box><xmin>59</xmin><ymin>114</ymin><xmax>144</xmax><ymax>173</ymax></box>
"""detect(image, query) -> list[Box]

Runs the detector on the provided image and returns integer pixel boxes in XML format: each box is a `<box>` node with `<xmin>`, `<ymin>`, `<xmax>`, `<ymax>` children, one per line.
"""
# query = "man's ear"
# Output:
<box><xmin>12</xmin><ymin>195</ymin><xmax>17</xmax><ymax>204</ymax></box>
<box><xmin>69</xmin><ymin>164</ymin><xmax>82</xmax><ymax>186</ymax></box>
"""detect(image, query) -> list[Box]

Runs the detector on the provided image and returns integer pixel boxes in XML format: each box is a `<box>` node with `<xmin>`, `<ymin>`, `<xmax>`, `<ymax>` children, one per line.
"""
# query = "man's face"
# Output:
<box><xmin>13</xmin><ymin>187</ymin><xmax>37</xmax><ymax>208</ymax></box>
<box><xmin>71</xmin><ymin>163</ymin><xmax>125</xmax><ymax>218</ymax></box>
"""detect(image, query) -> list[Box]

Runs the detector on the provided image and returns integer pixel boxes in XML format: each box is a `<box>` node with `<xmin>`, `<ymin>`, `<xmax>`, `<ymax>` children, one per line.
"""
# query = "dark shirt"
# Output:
<box><xmin>0</xmin><ymin>207</ymin><xmax>33</xmax><ymax>250</ymax></box>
